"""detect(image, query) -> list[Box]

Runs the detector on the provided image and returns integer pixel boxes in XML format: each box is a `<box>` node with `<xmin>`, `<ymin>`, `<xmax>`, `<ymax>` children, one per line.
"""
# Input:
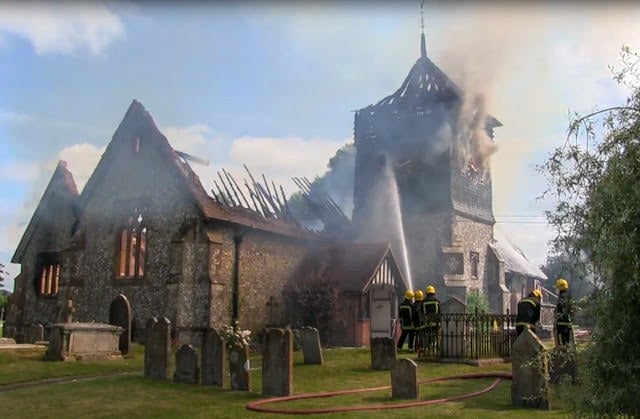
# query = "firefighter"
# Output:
<box><xmin>555</xmin><ymin>278</ymin><xmax>574</xmax><ymax>346</ymax></box>
<box><xmin>413</xmin><ymin>290</ymin><xmax>425</xmax><ymax>353</ymax></box>
<box><xmin>422</xmin><ymin>285</ymin><xmax>440</xmax><ymax>353</ymax></box>
<box><xmin>515</xmin><ymin>289</ymin><xmax>542</xmax><ymax>336</ymax></box>
<box><xmin>396</xmin><ymin>290</ymin><xmax>415</xmax><ymax>351</ymax></box>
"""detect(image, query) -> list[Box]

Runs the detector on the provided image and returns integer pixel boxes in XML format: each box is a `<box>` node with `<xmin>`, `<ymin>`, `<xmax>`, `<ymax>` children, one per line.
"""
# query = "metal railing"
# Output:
<box><xmin>417</xmin><ymin>309</ymin><xmax>517</xmax><ymax>360</ymax></box>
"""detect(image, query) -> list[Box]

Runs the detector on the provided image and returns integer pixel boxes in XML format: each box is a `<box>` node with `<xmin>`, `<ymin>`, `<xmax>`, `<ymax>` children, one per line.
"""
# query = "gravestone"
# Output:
<box><xmin>511</xmin><ymin>329</ymin><xmax>550</xmax><ymax>409</ymax></box>
<box><xmin>266</xmin><ymin>296</ymin><xmax>281</xmax><ymax>327</ymax></box>
<box><xmin>300</xmin><ymin>327</ymin><xmax>323</xmax><ymax>365</ymax></box>
<box><xmin>28</xmin><ymin>324</ymin><xmax>44</xmax><ymax>344</ymax></box>
<box><xmin>229</xmin><ymin>343</ymin><xmax>251</xmax><ymax>391</ymax></box>
<box><xmin>174</xmin><ymin>344</ymin><xmax>200</xmax><ymax>384</ymax></box>
<box><xmin>440</xmin><ymin>297</ymin><xmax>466</xmax><ymax>358</ymax></box>
<box><xmin>144</xmin><ymin>317</ymin><xmax>171</xmax><ymax>380</ymax></box>
<box><xmin>202</xmin><ymin>328</ymin><xmax>226</xmax><ymax>387</ymax></box>
<box><xmin>391</xmin><ymin>358</ymin><xmax>419</xmax><ymax>399</ymax></box>
<box><xmin>370</xmin><ymin>337</ymin><xmax>396</xmax><ymax>370</ymax></box>
<box><xmin>109</xmin><ymin>294</ymin><xmax>132</xmax><ymax>355</ymax></box>
<box><xmin>549</xmin><ymin>346</ymin><xmax>578</xmax><ymax>385</ymax></box>
<box><xmin>262</xmin><ymin>328</ymin><xmax>293</xmax><ymax>397</ymax></box>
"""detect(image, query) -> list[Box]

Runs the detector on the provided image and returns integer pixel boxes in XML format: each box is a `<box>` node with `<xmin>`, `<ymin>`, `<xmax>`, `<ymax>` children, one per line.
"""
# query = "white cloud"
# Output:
<box><xmin>0</xmin><ymin>1</ymin><xmax>124</xmax><ymax>55</ymax></box>
<box><xmin>56</xmin><ymin>143</ymin><xmax>105</xmax><ymax>192</ymax></box>
<box><xmin>162</xmin><ymin>124</ymin><xmax>211</xmax><ymax>153</ymax></box>
<box><xmin>230</xmin><ymin>136</ymin><xmax>347</xmax><ymax>176</ymax></box>
<box><xmin>0</xmin><ymin>161</ymin><xmax>40</xmax><ymax>182</ymax></box>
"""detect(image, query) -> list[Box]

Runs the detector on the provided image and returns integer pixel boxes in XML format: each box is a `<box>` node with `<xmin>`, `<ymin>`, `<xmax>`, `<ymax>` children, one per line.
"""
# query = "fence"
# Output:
<box><xmin>417</xmin><ymin>309</ymin><xmax>517</xmax><ymax>360</ymax></box>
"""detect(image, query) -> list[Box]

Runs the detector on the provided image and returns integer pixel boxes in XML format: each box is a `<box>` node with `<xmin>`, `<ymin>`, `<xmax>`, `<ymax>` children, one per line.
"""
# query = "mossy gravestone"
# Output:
<box><xmin>262</xmin><ymin>328</ymin><xmax>293</xmax><ymax>397</ymax></box>
<box><xmin>144</xmin><ymin>317</ymin><xmax>171</xmax><ymax>380</ymax></box>
<box><xmin>511</xmin><ymin>329</ymin><xmax>550</xmax><ymax>409</ymax></box>
<box><xmin>174</xmin><ymin>344</ymin><xmax>200</xmax><ymax>384</ymax></box>
<box><xmin>391</xmin><ymin>358</ymin><xmax>419</xmax><ymax>399</ymax></box>
<box><xmin>371</xmin><ymin>337</ymin><xmax>396</xmax><ymax>370</ymax></box>
<box><xmin>300</xmin><ymin>327</ymin><xmax>323</xmax><ymax>365</ymax></box>
<box><xmin>202</xmin><ymin>328</ymin><xmax>225</xmax><ymax>387</ymax></box>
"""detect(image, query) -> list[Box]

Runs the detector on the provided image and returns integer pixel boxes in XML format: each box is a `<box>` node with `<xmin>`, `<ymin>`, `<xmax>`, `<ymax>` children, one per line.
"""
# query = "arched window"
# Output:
<box><xmin>117</xmin><ymin>209</ymin><xmax>147</xmax><ymax>279</ymax></box>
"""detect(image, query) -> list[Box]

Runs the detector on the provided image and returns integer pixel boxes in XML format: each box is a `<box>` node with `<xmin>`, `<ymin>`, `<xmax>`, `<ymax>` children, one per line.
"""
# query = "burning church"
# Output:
<box><xmin>5</xmin><ymin>21</ymin><xmax>546</xmax><ymax>347</ymax></box>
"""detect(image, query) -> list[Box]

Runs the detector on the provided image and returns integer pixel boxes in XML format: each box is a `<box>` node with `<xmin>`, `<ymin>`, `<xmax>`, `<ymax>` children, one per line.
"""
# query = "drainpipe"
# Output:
<box><xmin>231</xmin><ymin>230</ymin><xmax>246</xmax><ymax>330</ymax></box>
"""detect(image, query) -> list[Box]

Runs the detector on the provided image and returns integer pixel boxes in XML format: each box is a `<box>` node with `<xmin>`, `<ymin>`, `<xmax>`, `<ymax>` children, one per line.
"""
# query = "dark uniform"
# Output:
<box><xmin>421</xmin><ymin>294</ymin><xmax>440</xmax><ymax>351</ymax></box>
<box><xmin>515</xmin><ymin>292</ymin><xmax>541</xmax><ymax>336</ymax></box>
<box><xmin>397</xmin><ymin>298</ymin><xmax>415</xmax><ymax>350</ymax></box>
<box><xmin>555</xmin><ymin>290</ymin><xmax>573</xmax><ymax>346</ymax></box>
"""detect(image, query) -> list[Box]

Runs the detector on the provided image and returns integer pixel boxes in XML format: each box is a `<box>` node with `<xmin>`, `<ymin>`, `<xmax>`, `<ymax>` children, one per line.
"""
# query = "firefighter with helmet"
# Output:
<box><xmin>396</xmin><ymin>290</ymin><xmax>416</xmax><ymax>351</ymax></box>
<box><xmin>413</xmin><ymin>290</ymin><xmax>425</xmax><ymax>353</ymax></box>
<box><xmin>515</xmin><ymin>289</ymin><xmax>542</xmax><ymax>336</ymax></box>
<box><xmin>421</xmin><ymin>285</ymin><xmax>441</xmax><ymax>354</ymax></box>
<box><xmin>555</xmin><ymin>278</ymin><xmax>574</xmax><ymax>346</ymax></box>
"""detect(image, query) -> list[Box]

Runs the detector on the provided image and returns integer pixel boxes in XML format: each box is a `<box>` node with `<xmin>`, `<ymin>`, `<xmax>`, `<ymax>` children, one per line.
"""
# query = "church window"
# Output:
<box><xmin>117</xmin><ymin>209</ymin><xmax>147</xmax><ymax>279</ymax></box>
<box><xmin>470</xmin><ymin>251</ymin><xmax>479</xmax><ymax>278</ymax></box>
<box><xmin>38</xmin><ymin>262</ymin><xmax>60</xmax><ymax>296</ymax></box>
<box><xmin>134</xmin><ymin>137</ymin><xmax>141</xmax><ymax>153</ymax></box>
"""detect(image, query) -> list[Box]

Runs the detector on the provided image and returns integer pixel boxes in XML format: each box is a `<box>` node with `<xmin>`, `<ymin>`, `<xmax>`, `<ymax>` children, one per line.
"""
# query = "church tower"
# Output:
<box><xmin>352</xmin><ymin>24</ymin><xmax>502</xmax><ymax>302</ymax></box>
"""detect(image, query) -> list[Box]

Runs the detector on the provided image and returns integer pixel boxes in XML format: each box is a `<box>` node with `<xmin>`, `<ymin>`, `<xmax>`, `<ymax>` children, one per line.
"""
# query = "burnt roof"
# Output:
<box><xmin>78</xmin><ymin>100</ymin><xmax>311</xmax><ymax>240</ymax></box>
<box><xmin>490</xmin><ymin>229</ymin><xmax>547</xmax><ymax>280</ymax></box>
<box><xmin>360</xmin><ymin>33</ymin><xmax>502</xmax><ymax>130</ymax></box>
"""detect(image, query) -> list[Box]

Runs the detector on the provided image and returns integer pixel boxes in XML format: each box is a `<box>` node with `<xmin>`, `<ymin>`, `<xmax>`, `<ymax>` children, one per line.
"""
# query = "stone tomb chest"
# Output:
<box><xmin>46</xmin><ymin>322</ymin><xmax>124</xmax><ymax>361</ymax></box>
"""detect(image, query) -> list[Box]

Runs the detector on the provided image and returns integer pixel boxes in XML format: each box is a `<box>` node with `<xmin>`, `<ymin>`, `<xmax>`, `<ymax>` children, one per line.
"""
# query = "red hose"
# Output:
<box><xmin>246</xmin><ymin>372</ymin><xmax>512</xmax><ymax>414</ymax></box>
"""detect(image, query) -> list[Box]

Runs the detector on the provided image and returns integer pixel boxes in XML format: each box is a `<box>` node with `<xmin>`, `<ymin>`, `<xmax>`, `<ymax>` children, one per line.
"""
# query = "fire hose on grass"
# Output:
<box><xmin>246</xmin><ymin>372</ymin><xmax>513</xmax><ymax>415</ymax></box>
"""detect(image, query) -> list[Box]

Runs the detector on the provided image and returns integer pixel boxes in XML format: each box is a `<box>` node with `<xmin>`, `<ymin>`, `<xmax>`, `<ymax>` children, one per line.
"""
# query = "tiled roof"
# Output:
<box><xmin>298</xmin><ymin>242</ymin><xmax>402</xmax><ymax>292</ymax></box>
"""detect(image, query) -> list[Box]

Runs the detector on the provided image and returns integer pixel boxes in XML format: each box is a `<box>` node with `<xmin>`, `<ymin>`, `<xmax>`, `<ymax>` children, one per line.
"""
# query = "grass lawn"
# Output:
<box><xmin>0</xmin><ymin>346</ymin><xmax>573</xmax><ymax>418</ymax></box>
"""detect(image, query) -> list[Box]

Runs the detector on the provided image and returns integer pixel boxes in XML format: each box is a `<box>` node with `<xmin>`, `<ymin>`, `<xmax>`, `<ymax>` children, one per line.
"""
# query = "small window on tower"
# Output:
<box><xmin>134</xmin><ymin>137</ymin><xmax>141</xmax><ymax>153</ymax></box>
<box><xmin>470</xmin><ymin>251</ymin><xmax>479</xmax><ymax>279</ymax></box>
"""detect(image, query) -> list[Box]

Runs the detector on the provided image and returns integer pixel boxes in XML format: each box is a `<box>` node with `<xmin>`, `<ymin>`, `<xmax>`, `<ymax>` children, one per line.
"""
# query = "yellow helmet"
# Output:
<box><xmin>556</xmin><ymin>278</ymin><xmax>569</xmax><ymax>291</ymax></box>
<box><xmin>404</xmin><ymin>290</ymin><xmax>415</xmax><ymax>300</ymax></box>
<box><xmin>531</xmin><ymin>289</ymin><xmax>542</xmax><ymax>299</ymax></box>
<box><xmin>414</xmin><ymin>290</ymin><xmax>424</xmax><ymax>301</ymax></box>
<box><xmin>426</xmin><ymin>285</ymin><xmax>436</xmax><ymax>295</ymax></box>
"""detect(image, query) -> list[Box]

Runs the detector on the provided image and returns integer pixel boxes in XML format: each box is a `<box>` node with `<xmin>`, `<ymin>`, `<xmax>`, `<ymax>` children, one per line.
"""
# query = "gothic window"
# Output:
<box><xmin>37</xmin><ymin>256</ymin><xmax>60</xmax><ymax>297</ymax></box>
<box><xmin>470</xmin><ymin>251</ymin><xmax>479</xmax><ymax>278</ymax></box>
<box><xmin>117</xmin><ymin>209</ymin><xmax>147</xmax><ymax>279</ymax></box>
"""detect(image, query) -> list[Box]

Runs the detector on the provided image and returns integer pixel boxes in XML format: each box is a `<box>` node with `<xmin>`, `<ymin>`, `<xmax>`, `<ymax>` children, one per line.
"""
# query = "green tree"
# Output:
<box><xmin>539</xmin><ymin>46</ymin><xmax>640</xmax><ymax>416</ymax></box>
<box><xmin>0</xmin><ymin>262</ymin><xmax>5</xmax><ymax>289</ymax></box>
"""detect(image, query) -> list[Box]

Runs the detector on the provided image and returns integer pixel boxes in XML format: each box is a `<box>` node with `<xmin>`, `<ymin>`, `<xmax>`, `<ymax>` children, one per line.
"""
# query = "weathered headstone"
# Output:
<box><xmin>262</xmin><ymin>328</ymin><xmax>293</xmax><ymax>397</ymax></box>
<box><xmin>229</xmin><ymin>343</ymin><xmax>251</xmax><ymax>391</ymax></box>
<box><xmin>266</xmin><ymin>296</ymin><xmax>281</xmax><ymax>327</ymax></box>
<box><xmin>511</xmin><ymin>329</ymin><xmax>550</xmax><ymax>409</ymax></box>
<box><xmin>109</xmin><ymin>294</ymin><xmax>132</xmax><ymax>355</ymax></box>
<box><xmin>144</xmin><ymin>317</ymin><xmax>171</xmax><ymax>380</ymax></box>
<box><xmin>202</xmin><ymin>328</ymin><xmax>226</xmax><ymax>387</ymax></box>
<box><xmin>391</xmin><ymin>358</ymin><xmax>419</xmax><ymax>399</ymax></box>
<box><xmin>28</xmin><ymin>323</ymin><xmax>44</xmax><ymax>344</ymax></box>
<box><xmin>300</xmin><ymin>327</ymin><xmax>323</xmax><ymax>365</ymax></box>
<box><xmin>440</xmin><ymin>297</ymin><xmax>466</xmax><ymax>358</ymax></box>
<box><xmin>370</xmin><ymin>337</ymin><xmax>396</xmax><ymax>370</ymax></box>
<box><xmin>174</xmin><ymin>344</ymin><xmax>200</xmax><ymax>384</ymax></box>
<box><xmin>549</xmin><ymin>346</ymin><xmax>578</xmax><ymax>385</ymax></box>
